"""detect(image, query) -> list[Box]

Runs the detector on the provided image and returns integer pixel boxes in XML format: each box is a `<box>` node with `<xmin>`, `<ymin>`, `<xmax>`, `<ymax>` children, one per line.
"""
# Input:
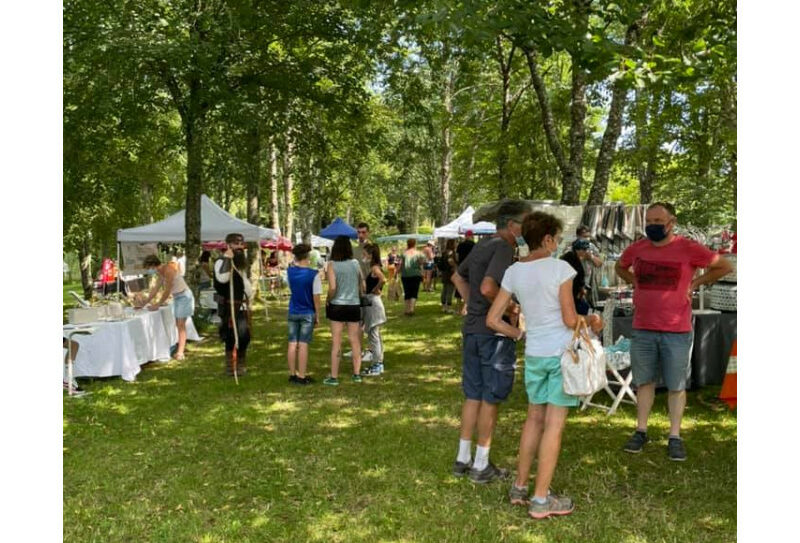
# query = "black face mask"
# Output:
<box><xmin>233</xmin><ymin>249</ymin><xmax>247</xmax><ymax>269</ymax></box>
<box><xmin>645</xmin><ymin>224</ymin><xmax>668</xmax><ymax>242</ymax></box>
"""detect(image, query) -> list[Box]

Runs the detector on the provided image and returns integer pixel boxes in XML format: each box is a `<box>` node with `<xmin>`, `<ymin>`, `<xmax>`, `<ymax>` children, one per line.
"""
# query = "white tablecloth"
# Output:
<box><xmin>66</xmin><ymin>304</ymin><xmax>201</xmax><ymax>382</ymax></box>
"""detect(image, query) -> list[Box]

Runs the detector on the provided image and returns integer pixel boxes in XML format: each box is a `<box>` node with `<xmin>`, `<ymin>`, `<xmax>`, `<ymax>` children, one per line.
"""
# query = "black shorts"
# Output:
<box><xmin>326</xmin><ymin>303</ymin><xmax>361</xmax><ymax>323</ymax></box>
<box><xmin>401</xmin><ymin>276</ymin><xmax>422</xmax><ymax>300</ymax></box>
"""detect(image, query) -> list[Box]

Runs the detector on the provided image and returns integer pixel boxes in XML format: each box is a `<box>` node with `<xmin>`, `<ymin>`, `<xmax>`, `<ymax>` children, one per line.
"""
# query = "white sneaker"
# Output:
<box><xmin>343</xmin><ymin>350</ymin><xmax>353</xmax><ymax>358</ymax></box>
<box><xmin>361</xmin><ymin>351</ymin><xmax>374</xmax><ymax>362</ymax></box>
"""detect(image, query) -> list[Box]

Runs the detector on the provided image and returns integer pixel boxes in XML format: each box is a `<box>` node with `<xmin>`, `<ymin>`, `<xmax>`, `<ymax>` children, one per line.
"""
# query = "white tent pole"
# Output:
<box><xmin>116</xmin><ymin>242</ymin><xmax>121</xmax><ymax>296</ymax></box>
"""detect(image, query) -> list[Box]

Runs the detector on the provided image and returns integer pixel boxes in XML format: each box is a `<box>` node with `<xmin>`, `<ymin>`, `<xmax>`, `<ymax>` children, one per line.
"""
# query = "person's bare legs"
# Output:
<box><xmin>330</xmin><ymin>321</ymin><xmax>344</xmax><ymax>378</ymax></box>
<box><xmin>476</xmin><ymin>401</ymin><xmax>498</xmax><ymax>448</ymax></box>
<box><xmin>635</xmin><ymin>383</ymin><xmax>656</xmax><ymax>431</ymax></box>
<box><xmin>667</xmin><ymin>390</ymin><xmax>686</xmax><ymax>437</ymax></box>
<box><xmin>409</xmin><ymin>297</ymin><xmax>417</xmax><ymax>314</ymax></box>
<box><xmin>346</xmin><ymin>322</ymin><xmax>362</xmax><ymax>375</ymax></box>
<box><xmin>459</xmin><ymin>399</ymin><xmax>480</xmax><ymax>441</ymax></box>
<box><xmin>287</xmin><ymin>341</ymin><xmax>298</xmax><ymax>376</ymax></box>
<box><xmin>297</xmin><ymin>342</ymin><xmax>309</xmax><ymax>378</ymax></box>
<box><xmin>532</xmin><ymin>405</ymin><xmax>569</xmax><ymax>498</ymax></box>
<box><xmin>514</xmin><ymin>404</ymin><xmax>547</xmax><ymax>487</ymax></box>
<box><xmin>176</xmin><ymin>318</ymin><xmax>187</xmax><ymax>358</ymax></box>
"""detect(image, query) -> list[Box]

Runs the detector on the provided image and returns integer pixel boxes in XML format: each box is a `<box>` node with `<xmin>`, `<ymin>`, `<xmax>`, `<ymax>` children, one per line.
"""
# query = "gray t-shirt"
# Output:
<box><xmin>330</xmin><ymin>259</ymin><xmax>362</xmax><ymax>306</ymax></box>
<box><xmin>457</xmin><ymin>236</ymin><xmax>515</xmax><ymax>335</ymax></box>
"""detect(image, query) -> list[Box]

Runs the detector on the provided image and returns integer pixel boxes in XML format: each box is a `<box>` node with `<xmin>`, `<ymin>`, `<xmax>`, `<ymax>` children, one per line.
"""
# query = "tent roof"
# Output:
<box><xmin>319</xmin><ymin>218</ymin><xmax>357</xmax><ymax>240</ymax></box>
<box><xmin>433</xmin><ymin>206</ymin><xmax>474</xmax><ymax>239</ymax></box>
<box><xmin>117</xmin><ymin>195</ymin><xmax>278</xmax><ymax>243</ymax></box>
<box><xmin>294</xmin><ymin>232</ymin><xmax>334</xmax><ymax>249</ymax></box>
<box><xmin>375</xmin><ymin>233</ymin><xmax>433</xmax><ymax>243</ymax></box>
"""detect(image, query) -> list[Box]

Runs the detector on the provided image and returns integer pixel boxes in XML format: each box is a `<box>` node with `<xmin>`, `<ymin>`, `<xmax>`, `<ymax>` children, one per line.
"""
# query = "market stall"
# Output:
<box><xmin>65</xmin><ymin>304</ymin><xmax>201</xmax><ymax>382</ymax></box>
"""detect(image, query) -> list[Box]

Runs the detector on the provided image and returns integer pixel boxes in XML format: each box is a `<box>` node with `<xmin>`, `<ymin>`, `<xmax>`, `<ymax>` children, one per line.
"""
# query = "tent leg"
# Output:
<box><xmin>116</xmin><ymin>242</ymin><xmax>121</xmax><ymax>296</ymax></box>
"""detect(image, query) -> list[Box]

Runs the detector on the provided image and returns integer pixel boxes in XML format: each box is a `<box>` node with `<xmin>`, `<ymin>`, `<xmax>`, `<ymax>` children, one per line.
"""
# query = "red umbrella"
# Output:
<box><xmin>202</xmin><ymin>241</ymin><xmax>228</xmax><ymax>251</ymax></box>
<box><xmin>261</xmin><ymin>236</ymin><xmax>293</xmax><ymax>251</ymax></box>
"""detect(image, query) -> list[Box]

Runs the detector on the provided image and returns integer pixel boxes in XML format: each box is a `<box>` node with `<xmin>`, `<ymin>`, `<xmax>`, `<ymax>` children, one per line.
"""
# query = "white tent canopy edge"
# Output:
<box><xmin>117</xmin><ymin>194</ymin><xmax>279</xmax><ymax>243</ymax></box>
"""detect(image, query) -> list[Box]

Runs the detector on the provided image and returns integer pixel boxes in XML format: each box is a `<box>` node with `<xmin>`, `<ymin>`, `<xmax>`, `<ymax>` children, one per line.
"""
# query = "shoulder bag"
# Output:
<box><xmin>561</xmin><ymin>318</ymin><xmax>608</xmax><ymax>397</ymax></box>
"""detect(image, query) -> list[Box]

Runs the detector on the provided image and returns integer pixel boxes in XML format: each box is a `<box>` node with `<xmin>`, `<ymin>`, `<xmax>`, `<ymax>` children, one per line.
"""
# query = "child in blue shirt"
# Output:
<box><xmin>287</xmin><ymin>244</ymin><xmax>322</xmax><ymax>384</ymax></box>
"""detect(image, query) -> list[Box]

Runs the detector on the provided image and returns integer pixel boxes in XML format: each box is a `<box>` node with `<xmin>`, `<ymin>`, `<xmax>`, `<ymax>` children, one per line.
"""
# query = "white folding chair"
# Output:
<box><xmin>581</xmin><ymin>353</ymin><xmax>637</xmax><ymax>415</ymax></box>
<box><xmin>581</xmin><ymin>302</ymin><xmax>637</xmax><ymax>415</ymax></box>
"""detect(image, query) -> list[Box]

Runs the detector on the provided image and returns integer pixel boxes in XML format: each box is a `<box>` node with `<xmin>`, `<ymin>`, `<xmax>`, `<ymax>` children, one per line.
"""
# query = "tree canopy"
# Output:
<box><xmin>64</xmin><ymin>0</ymin><xmax>736</xmax><ymax>290</ymax></box>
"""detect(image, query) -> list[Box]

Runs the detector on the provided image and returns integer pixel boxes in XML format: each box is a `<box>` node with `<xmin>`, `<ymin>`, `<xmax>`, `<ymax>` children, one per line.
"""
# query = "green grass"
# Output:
<box><xmin>63</xmin><ymin>288</ymin><xmax>736</xmax><ymax>543</ymax></box>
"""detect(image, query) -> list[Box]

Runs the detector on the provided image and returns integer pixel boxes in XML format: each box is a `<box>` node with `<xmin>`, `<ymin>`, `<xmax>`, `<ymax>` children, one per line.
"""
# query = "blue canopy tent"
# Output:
<box><xmin>319</xmin><ymin>217</ymin><xmax>357</xmax><ymax>240</ymax></box>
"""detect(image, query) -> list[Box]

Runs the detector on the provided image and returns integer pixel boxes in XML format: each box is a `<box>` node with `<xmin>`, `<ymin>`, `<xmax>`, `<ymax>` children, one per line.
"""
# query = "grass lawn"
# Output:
<box><xmin>63</xmin><ymin>286</ymin><xmax>737</xmax><ymax>543</ymax></box>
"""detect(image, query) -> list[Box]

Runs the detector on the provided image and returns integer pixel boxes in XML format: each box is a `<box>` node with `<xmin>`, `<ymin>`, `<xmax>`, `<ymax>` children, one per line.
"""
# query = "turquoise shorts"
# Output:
<box><xmin>524</xmin><ymin>355</ymin><xmax>580</xmax><ymax>407</ymax></box>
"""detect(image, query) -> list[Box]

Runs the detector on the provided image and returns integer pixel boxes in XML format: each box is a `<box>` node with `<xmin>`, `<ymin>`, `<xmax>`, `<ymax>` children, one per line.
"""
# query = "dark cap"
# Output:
<box><xmin>572</xmin><ymin>239</ymin><xmax>591</xmax><ymax>251</ymax></box>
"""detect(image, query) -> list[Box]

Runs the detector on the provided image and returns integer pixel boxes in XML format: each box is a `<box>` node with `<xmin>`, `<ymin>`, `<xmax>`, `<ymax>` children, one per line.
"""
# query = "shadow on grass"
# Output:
<box><xmin>64</xmin><ymin>290</ymin><xmax>736</xmax><ymax>543</ymax></box>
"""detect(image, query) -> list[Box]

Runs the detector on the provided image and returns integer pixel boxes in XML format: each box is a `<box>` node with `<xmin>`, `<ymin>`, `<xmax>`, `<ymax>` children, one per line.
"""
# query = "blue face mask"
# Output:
<box><xmin>145</xmin><ymin>268</ymin><xmax>156</xmax><ymax>276</ymax></box>
<box><xmin>645</xmin><ymin>224</ymin><xmax>668</xmax><ymax>242</ymax></box>
<box><xmin>515</xmin><ymin>235</ymin><xmax>527</xmax><ymax>248</ymax></box>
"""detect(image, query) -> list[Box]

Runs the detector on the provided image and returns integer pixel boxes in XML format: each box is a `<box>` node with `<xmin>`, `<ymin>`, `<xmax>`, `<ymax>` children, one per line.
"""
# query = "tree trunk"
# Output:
<box><xmin>245</xmin><ymin>124</ymin><xmax>261</xmax><ymax>291</ymax></box>
<box><xmin>588</xmin><ymin>22</ymin><xmax>642</xmax><ymax>205</ymax></box>
<box><xmin>439</xmin><ymin>66</ymin><xmax>455</xmax><ymax>224</ymax></box>
<box><xmin>78</xmin><ymin>234</ymin><xmax>93</xmax><ymax>299</ymax></box>
<box><xmin>183</xmin><ymin>107</ymin><xmax>203</xmax><ymax>296</ymax></box>
<box><xmin>564</xmin><ymin>57</ymin><xmax>587</xmax><ymax>205</ymax></box>
<box><xmin>587</xmin><ymin>84</ymin><xmax>628</xmax><ymax>205</ymax></box>
<box><xmin>282</xmin><ymin>137</ymin><xmax>294</xmax><ymax>241</ymax></box>
<box><xmin>268</xmin><ymin>139</ymin><xmax>280</xmax><ymax>232</ymax></box>
<box><xmin>523</xmin><ymin>48</ymin><xmax>571</xmax><ymax>186</ymax></box>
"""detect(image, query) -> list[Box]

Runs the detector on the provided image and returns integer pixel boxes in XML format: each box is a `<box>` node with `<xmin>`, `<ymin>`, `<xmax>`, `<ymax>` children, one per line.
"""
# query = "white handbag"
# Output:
<box><xmin>561</xmin><ymin>318</ymin><xmax>608</xmax><ymax>397</ymax></box>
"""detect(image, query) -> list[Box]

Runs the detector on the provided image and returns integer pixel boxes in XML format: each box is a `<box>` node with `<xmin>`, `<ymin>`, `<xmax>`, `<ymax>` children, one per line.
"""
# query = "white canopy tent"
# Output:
<box><xmin>117</xmin><ymin>194</ymin><xmax>278</xmax><ymax>243</ymax></box>
<box><xmin>459</xmin><ymin>221</ymin><xmax>496</xmax><ymax>235</ymax></box>
<box><xmin>294</xmin><ymin>232</ymin><xmax>334</xmax><ymax>249</ymax></box>
<box><xmin>117</xmin><ymin>195</ymin><xmax>279</xmax><ymax>273</ymax></box>
<box><xmin>433</xmin><ymin>206</ymin><xmax>475</xmax><ymax>239</ymax></box>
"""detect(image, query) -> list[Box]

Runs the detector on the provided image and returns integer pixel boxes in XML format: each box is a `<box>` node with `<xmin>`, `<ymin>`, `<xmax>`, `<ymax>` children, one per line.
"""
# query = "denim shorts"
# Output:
<box><xmin>630</xmin><ymin>329</ymin><xmax>693</xmax><ymax>391</ymax></box>
<box><xmin>524</xmin><ymin>356</ymin><xmax>580</xmax><ymax>407</ymax></box>
<box><xmin>462</xmin><ymin>334</ymin><xmax>516</xmax><ymax>404</ymax></box>
<box><xmin>173</xmin><ymin>290</ymin><xmax>194</xmax><ymax>319</ymax></box>
<box><xmin>288</xmin><ymin>313</ymin><xmax>315</xmax><ymax>343</ymax></box>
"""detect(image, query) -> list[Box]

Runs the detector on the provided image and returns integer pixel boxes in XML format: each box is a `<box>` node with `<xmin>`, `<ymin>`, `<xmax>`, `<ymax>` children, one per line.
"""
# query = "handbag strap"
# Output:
<box><xmin>568</xmin><ymin>316</ymin><xmax>596</xmax><ymax>359</ymax></box>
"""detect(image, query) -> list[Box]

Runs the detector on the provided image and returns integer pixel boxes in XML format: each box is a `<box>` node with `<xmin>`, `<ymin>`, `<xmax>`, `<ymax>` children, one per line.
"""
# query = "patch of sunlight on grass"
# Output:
<box><xmin>320</xmin><ymin>416</ymin><xmax>358</xmax><ymax>430</ymax></box>
<box><xmin>98</xmin><ymin>386</ymin><xmax>123</xmax><ymax>396</ymax></box>
<box><xmin>250</xmin><ymin>514</ymin><xmax>269</xmax><ymax>528</ymax></box>
<box><xmin>579</xmin><ymin>454</ymin><xmax>598</xmax><ymax>465</ymax></box>
<box><xmin>307</xmin><ymin>512</ymin><xmax>345</xmax><ymax>541</ymax></box>
<box><xmin>696</xmin><ymin>514</ymin><xmax>730</xmax><ymax>529</ymax></box>
<box><xmin>199</xmin><ymin>534</ymin><xmax>221</xmax><ymax>543</ymax></box>
<box><xmin>263</xmin><ymin>400</ymin><xmax>300</xmax><ymax>414</ymax></box>
<box><xmin>515</xmin><ymin>530</ymin><xmax>550</xmax><ymax>542</ymax></box>
<box><xmin>621</xmin><ymin>535</ymin><xmax>651</xmax><ymax>543</ymax></box>
<box><xmin>157</xmin><ymin>418</ymin><xmax>177</xmax><ymax>426</ymax></box>
<box><xmin>361</xmin><ymin>466</ymin><xmax>389</xmax><ymax>479</ymax></box>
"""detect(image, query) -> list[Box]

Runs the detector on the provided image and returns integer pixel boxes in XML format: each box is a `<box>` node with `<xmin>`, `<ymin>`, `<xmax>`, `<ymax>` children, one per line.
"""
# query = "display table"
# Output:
<box><xmin>65</xmin><ymin>305</ymin><xmax>201</xmax><ymax>382</ymax></box>
<box><xmin>612</xmin><ymin>312</ymin><xmax>737</xmax><ymax>388</ymax></box>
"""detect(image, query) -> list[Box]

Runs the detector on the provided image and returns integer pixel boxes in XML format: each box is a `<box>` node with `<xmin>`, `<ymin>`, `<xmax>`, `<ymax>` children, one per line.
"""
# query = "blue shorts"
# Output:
<box><xmin>288</xmin><ymin>313</ymin><xmax>315</xmax><ymax>344</ymax></box>
<box><xmin>630</xmin><ymin>329</ymin><xmax>693</xmax><ymax>391</ymax></box>
<box><xmin>462</xmin><ymin>334</ymin><xmax>516</xmax><ymax>404</ymax></box>
<box><xmin>524</xmin><ymin>356</ymin><xmax>579</xmax><ymax>407</ymax></box>
<box><xmin>173</xmin><ymin>290</ymin><xmax>195</xmax><ymax>319</ymax></box>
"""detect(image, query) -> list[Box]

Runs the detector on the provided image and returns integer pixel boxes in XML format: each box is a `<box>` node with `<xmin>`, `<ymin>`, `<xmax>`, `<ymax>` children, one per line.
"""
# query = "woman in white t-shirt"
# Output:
<box><xmin>487</xmin><ymin>211</ymin><xmax>602</xmax><ymax>520</ymax></box>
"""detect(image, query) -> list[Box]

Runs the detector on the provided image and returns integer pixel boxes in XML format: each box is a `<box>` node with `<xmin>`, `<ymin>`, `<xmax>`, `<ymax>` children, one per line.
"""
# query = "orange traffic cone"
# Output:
<box><xmin>719</xmin><ymin>339</ymin><xmax>737</xmax><ymax>409</ymax></box>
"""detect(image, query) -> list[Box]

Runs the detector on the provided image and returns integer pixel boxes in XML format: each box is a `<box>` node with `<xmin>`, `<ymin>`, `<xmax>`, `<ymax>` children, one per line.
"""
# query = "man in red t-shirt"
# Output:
<box><xmin>615</xmin><ymin>202</ymin><xmax>732</xmax><ymax>461</ymax></box>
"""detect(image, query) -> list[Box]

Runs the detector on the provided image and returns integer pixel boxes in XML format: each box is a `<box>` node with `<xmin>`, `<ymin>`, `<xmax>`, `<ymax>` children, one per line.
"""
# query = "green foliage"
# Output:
<box><xmin>64</xmin><ymin>0</ymin><xmax>737</xmax><ymax>269</ymax></box>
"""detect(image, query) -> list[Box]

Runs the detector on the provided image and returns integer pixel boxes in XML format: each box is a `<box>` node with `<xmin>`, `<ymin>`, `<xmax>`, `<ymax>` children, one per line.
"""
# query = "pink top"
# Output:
<box><xmin>619</xmin><ymin>236</ymin><xmax>716</xmax><ymax>332</ymax></box>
